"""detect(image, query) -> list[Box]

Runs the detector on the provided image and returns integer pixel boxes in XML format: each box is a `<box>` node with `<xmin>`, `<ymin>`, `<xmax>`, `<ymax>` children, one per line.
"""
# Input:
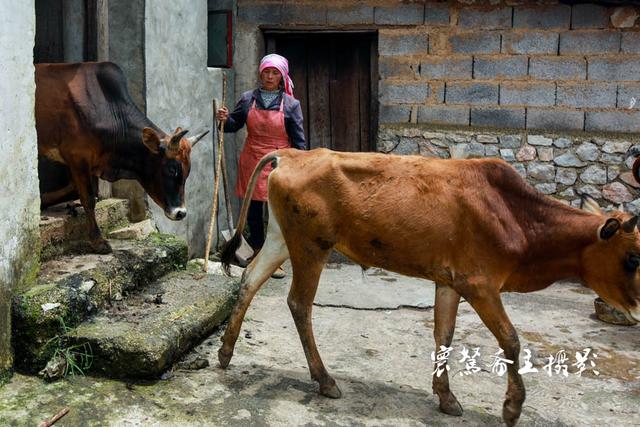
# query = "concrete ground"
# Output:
<box><xmin>1</xmin><ymin>262</ymin><xmax>639</xmax><ymax>426</ymax></box>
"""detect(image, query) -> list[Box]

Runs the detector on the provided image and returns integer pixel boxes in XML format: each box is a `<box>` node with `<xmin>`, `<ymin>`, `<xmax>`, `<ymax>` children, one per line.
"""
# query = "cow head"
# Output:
<box><xmin>141</xmin><ymin>126</ymin><xmax>209</xmax><ymax>220</ymax></box>
<box><xmin>580</xmin><ymin>195</ymin><xmax>640</xmax><ymax>322</ymax></box>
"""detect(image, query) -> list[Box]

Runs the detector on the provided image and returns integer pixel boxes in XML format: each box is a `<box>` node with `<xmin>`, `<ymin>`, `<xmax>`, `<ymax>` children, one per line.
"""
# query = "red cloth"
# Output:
<box><xmin>235</xmin><ymin>99</ymin><xmax>290</xmax><ymax>201</ymax></box>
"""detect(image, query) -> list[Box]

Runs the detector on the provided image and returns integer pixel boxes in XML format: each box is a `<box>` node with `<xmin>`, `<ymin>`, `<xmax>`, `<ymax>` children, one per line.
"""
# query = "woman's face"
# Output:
<box><xmin>260</xmin><ymin>67</ymin><xmax>282</xmax><ymax>91</ymax></box>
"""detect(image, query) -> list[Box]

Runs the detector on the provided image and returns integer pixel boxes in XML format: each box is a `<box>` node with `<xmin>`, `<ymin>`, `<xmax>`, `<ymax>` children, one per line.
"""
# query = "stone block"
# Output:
<box><xmin>380</xmin><ymin>83</ymin><xmax>429</xmax><ymax>104</ymax></box>
<box><xmin>238</xmin><ymin>3</ymin><xmax>282</xmax><ymax>25</ymax></box>
<box><xmin>538</xmin><ymin>147</ymin><xmax>554</xmax><ymax>162</ymax></box>
<box><xmin>554</xmin><ymin>138</ymin><xmax>572</xmax><ymax>148</ymax></box>
<box><xmin>420</xmin><ymin>56</ymin><xmax>472</xmax><ymax>79</ymax></box>
<box><xmin>380</xmin><ymin>105</ymin><xmax>412</xmax><ymax>123</ymax></box>
<box><xmin>500</xmin><ymin>149</ymin><xmax>516</xmax><ymax>162</ymax></box>
<box><xmin>486</xmin><ymin>145</ymin><xmax>499</xmax><ymax>157</ymax></box>
<box><xmin>602</xmin><ymin>140</ymin><xmax>631</xmax><ymax>154</ymax></box>
<box><xmin>608</xmin><ymin>166</ymin><xmax>621</xmax><ymax>181</ymax></box>
<box><xmin>446</xmin><ymin>82</ymin><xmax>499</xmax><ymax>105</ymax></box>
<box><xmin>477</xmin><ymin>134</ymin><xmax>499</xmax><ymax>144</ymax></box>
<box><xmin>585</xmin><ymin>111</ymin><xmax>640</xmax><ymax>133</ymax></box>
<box><xmin>529</xmin><ymin>56</ymin><xmax>586</xmax><ymax>80</ymax></box>
<box><xmin>528</xmin><ymin>162</ymin><xmax>556</xmax><ymax>181</ymax></box>
<box><xmin>580</xmin><ymin>165</ymin><xmax>608</xmax><ymax>184</ymax></box>
<box><xmin>616</xmin><ymin>83</ymin><xmax>640</xmax><ymax>108</ymax></box>
<box><xmin>589</xmin><ymin>57</ymin><xmax>640</xmax><ymax>81</ymax></box>
<box><xmin>450</xmin><ymin>32</ymin><xmax>501</xmax><ymax>54</ymax></box>
<box><xmin>528</xmin><ymin>135</ymin><xmax>553</xmax><ymax>146</ymax></box>
<box><xmin>418</xmin><ymin>106</ymin><xmax>470</xmax><ymax>126</ymax></box>
<box><xmin>557</xmin><ymin>83</ymin><xmax>617</xmax><ymax>108</ymax></box>
<box><xmin>579</xmin><ymin>184</ymin><xmax>602</xmax><ymax>199</ymax></box>
<box><xmin>514</xmin><ymin>5</ymin><xmax>571</xmax><ymax>30</ymax></box>
<box><xmin>554</xmin><ymin>152</ymin><xmax>587</xmax><ymax>167</ymax></box>
<box><xmin>424</xmin><ymin>3</ymin><xmax>450</xmax><ymax>26</ymax></box>
<box><xmin>536</xmin><ymin>183</ymin><xmax>557</xmax><ymax>194</ymax></box>
<box><xmin>379</xmin><ymin>59</ymin><xmax>420</xmax><ymax>79</ymax></box>
<box><xmin>516</xmin><ymin>145</ymin><xmax>537</xmax><ymax>161</ymax></box>
<box><xmin>603</xmin><ymin>182</ymin><xmax>634</xmax><ymax>203</ymax></box>
<box><xmin>500</xmin><ymin>82</ymin><xmax>556</xmax><ymax>107</ymax></box>
<box><xmin>600</xmin><ymin>153</ymin><xmax>624</xmax><ymax>165</ymax></box>
<box><xmin>499</xmin><ymin>135</ymin><xmax>522</xmax><ymax>148</ymax></box>
<box><xmin>556</xmin><ymin>168</ymin><xmax>578</xmax><ymax>185</ymax></box>
<box><xmin>375</xmin><ymin>4</ymin><xmax>424</xmax><ymax>25</ymax></box>
<box><xmin>527</xmin><ymin>108</ymin><xmax>585</xmax><ymax>131</ymax></box>
<box><xmin>559</xmin><ymin>31</ymin><xmax>621</xmax><ymax>54</ymax></box>
<box><xmin>474</xmin><ymin>56</ymin><xmax>528</xmax><ymax>79</ymax></box>
<box><xmin>611</xmin><ymin>7</ymin><xmax>639</xmax><ymax>28</ymax></box>
<box><xmin>571</xmin><ymin>4</ymin><xmax>610</xmax><ymax>29</ymax></box>
<box><xmin>281</xmin><ymin>4</ymin><xmax>327</xmax><ymax>25</ymax></box>
<box><xmin>502</xmin><ymin>31</ymin><xmax>559</xmax><ymax>54</ymax></box>
<box><xmin>458</xmin><ymin>7</ymin><xmax>512</xmax><ymax>29</ymax></box>
<box><xmin>327</xmin><ymin>5</ymin><xmax>374</xmax><ymax>25</ymax></box>
<box><xmin>576</xmin><ymin>142</ymin><xmax>600</xmax><ymax>161</ymax></box>
<box><xmin>513</xmin><ymin>163</ymin><xmax>527</xmax><ymax>178</ymax></box>
<box><xmin>621</xmin><ymin>32</ymin><xmax>640</xmax><ymax>53</ymax></box>
<box><xmin>379</xmin><ymin>33</ymin><xmax>429</xmax><ymax>56</ymax></box>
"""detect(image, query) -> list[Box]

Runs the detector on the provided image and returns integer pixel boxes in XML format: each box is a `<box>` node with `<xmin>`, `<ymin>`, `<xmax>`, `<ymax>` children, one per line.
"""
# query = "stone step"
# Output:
<box><xmin>66</xmin><ymin>265</ymin><xmax>239</xmax><ymax>378</ymax></box>
<box><xmin>40</xmin><ymin>198</ymin><xmax>132</xmax><ymax>261</ymax></box>
<box><xmin>12</xmin><ymin>234</ymin><xmax>188</xmax><ymax>373</ymax></box>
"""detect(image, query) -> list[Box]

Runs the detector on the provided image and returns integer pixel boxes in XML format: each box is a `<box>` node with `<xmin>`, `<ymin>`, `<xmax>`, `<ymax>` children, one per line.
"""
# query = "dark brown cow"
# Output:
<box><xmin>220</xmin><ymin>148</ymin><xmax>640</xmax><ymax>426</ymax></box>
<box><xmin>36</xmin><ymin>62</ymin><xmax>207</xmax><ymax>253</ymax></box>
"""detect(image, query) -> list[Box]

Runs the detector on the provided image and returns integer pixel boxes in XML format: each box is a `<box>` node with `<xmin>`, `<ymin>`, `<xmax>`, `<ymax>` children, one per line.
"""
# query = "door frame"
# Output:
<box><xmin>262</xmin><ymin>29</ymin><xmax>379</xmax><ymax>152</ymax></box>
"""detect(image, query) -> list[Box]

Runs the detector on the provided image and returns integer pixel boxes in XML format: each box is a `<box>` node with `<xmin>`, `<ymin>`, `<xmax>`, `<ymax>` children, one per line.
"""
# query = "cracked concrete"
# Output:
<box><xmin>1</xmin><ymin>262</ymin><xmax>639</xmax><ymax>426</ymax></box>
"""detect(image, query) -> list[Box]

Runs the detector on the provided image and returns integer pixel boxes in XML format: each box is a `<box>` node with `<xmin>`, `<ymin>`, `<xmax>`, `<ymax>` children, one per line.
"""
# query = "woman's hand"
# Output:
<box><xmin>216</xmin><ymin>107</ymin><xmax>229</xmax><ymax>121</ymax></box>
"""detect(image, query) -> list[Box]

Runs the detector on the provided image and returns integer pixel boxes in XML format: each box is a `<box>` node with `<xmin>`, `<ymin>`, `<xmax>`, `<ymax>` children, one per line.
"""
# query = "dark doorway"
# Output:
<box><xmin>265</xmin><ymin>32</ymin><xmax>378</xmax><ymax>152</ymax></box>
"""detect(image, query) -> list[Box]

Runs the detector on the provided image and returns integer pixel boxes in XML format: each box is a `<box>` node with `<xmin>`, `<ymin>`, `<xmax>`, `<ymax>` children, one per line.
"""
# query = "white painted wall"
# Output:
<box><xmin>145</xmin><ymin>0</ymin><xmax>224</xmax><ymax>258</ymax></box>
<box><xmin>0</xmin><ymin>0</ymin><xmax>40</xmax><ymax>374</ymax></box>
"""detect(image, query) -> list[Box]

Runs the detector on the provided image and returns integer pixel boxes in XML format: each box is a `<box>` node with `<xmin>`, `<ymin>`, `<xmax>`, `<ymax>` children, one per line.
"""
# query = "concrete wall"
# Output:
<box><xmin>0</xmin><ymin>0</ymin><xmax>40</xmax><ymax>379</ymax></box>
<box><xmin>146</xmin><ymin>0</ymin><xmax>223</xmax><ymax>258</ymax></box>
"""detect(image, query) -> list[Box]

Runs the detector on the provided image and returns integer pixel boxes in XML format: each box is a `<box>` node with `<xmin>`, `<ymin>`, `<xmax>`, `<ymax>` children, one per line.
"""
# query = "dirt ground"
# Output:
<box><xmin>1</xmin><ymin>262</ymin><xmax>639</xmax><ymax>426</ymax></box>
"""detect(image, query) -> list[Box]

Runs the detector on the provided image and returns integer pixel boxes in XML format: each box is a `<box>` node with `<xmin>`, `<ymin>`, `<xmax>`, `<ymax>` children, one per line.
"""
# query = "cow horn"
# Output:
<box><xmin>187</xmin><ymin>130</ymin><xmax>210</xmax><ymax>147</ymax></box>
<box><xmin>622</xmin><ymin>215</ymin><xmax>639</xmax><ymax>233</ymax></box>
<box><xmin>170</xmin><ymin>129</ymin><xmax>189</xmax><ymax>149</ymax></box>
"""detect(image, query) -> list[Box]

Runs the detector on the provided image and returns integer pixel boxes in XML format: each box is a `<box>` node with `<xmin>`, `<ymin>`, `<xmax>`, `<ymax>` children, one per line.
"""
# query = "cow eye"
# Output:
<box><xmin>624</xmin><ymin>253</ymin><xmax>640</xmax><ymax>273</ymax></box>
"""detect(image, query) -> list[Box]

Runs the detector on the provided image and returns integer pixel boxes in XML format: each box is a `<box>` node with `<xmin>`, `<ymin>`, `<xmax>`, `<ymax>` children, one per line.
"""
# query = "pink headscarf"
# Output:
<box><xmin>259</xmin><ymin>54</ymin><xmax>294</xmax><ymax>97</ymax></box>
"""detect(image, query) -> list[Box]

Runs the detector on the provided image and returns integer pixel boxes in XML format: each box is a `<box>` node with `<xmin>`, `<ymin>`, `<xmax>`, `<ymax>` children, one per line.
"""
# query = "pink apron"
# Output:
<box><xmin>235</xmin><ymin>99</ymin><xmax>290</xmax><ymax>201</ymax></box>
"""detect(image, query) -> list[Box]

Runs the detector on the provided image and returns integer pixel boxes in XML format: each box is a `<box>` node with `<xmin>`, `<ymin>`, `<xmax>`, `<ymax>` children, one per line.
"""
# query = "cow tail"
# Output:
<box><xmin>221</xmin><ymin>153</ymin><xmax>280</xmax><ymax>275</ymax></box>
<box><xmin>633</xmin><ymin>157</ymin><xmax>640</xmax><ymax>186</ymax></box>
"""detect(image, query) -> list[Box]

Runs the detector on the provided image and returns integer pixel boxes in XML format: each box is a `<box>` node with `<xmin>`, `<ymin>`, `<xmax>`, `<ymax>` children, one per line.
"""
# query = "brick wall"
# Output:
<box><xmin>377</xmin><ymin>1</ymin><xmax>640</xmax><ymax>133</ymax></box>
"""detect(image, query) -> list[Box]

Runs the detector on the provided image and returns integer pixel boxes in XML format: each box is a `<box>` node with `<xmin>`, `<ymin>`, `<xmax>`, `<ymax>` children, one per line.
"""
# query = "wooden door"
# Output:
<box><xmin>266</xmin><ymin>33</ymin><xmax>375</xmax><ymax>152</ymax></box>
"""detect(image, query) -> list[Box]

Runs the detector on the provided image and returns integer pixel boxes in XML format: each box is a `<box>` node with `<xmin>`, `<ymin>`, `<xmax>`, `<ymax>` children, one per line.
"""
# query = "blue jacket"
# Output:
<box><xmin>223</xmin><ymin>89</ymin><xmax>306</xmax><ymax>150</ymax></box>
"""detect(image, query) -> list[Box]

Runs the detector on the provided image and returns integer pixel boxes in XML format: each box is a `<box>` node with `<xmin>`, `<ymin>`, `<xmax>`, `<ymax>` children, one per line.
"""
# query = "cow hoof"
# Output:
<box><xmin>91</xmin><ymin>239</ymin><xmax>112</xmax><ymax>254</ymax></box>
<box><xmin>439</xmin><ymin>397</ymin><xmax>463</xmax><ymax>416</ymax></box>
<box><xmin>320</xmin><ymin>382</ymin><xmax>342</xmax><ymax>399</ymax></box>
<box><xmin>218</xmin><ymin>348</ymin><xmax>232</xmax><ymax>369</ymax></box>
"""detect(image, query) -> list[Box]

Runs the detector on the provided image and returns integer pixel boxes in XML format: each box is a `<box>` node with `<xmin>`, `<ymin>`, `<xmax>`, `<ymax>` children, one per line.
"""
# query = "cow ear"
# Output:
<box><xmin>580</xmin><ymin>194</ymin><xmax>602</xmax><ymax>215</ymax></box>
<box><xmin>142</xmin><ymin>127</ymin><xmax>162</xmax><ymax>154</ymax></box>
<box><xmin>599</xmin><ymin>218</ymin><xmax>621</xmax><ymax>240</ymax></box>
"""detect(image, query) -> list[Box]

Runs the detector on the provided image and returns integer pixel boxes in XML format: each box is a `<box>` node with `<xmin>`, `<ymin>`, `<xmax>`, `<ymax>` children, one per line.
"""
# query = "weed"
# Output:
<box><xmin>42</xmin><ymin>317</ymin><xmax>93</xmax><ymax>378</ymax></box>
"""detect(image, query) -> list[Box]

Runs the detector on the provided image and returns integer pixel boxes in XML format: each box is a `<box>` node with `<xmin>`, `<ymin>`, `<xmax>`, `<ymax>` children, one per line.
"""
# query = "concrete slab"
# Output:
<box><xmin>68</xmin><ymin>270</ymin><xmax>239</xmax><ymax>378</ymax></box>
<box><xmin>108</xmin><ymin>219</ymin><xmax>156</xmax><ymax>240</ymax></box>
<box><xmin>316</xmin><ymin>264</ymin><xmax>435</xmax><ymax>310</ymax></box>
<box><xmin>12</xmin><ymin>235</ymin><xmax>187</xmax><ymax>373</ymax></box>
<box><xmin>1</xmin><ymin>269</ymin><xmax>638</xmax><ymax>426</ymax></box>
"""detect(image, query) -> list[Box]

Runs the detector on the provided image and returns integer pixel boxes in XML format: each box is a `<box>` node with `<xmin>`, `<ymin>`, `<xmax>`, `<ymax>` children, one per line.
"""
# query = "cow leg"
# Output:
<box><xmin>68</xmin><ymin>163</ymin><xmax>111</xmax><ymax>254</ymax></box>
<box><xmin>218</xmin><ymin>206</ymin><xmax>289</xmax><ymax>368</ymax></box>
<box><xmin>466</xmin><ymin>292</ymin><xmax>525</xmax><ymax>427</ymax></box>
<box><xmin>40</xmin><ymin>181</ymin><xmax>76</xmax><ymax>208</ymax></box>
<box><xmin>432</xmin><ymin>284</ymin><xmax>463</xmax><ymax>416</ymax></box>
<box><xmin>287</xmin><ymin>251</ymin><xmax>340</xmax><ymax>399</ymax></box>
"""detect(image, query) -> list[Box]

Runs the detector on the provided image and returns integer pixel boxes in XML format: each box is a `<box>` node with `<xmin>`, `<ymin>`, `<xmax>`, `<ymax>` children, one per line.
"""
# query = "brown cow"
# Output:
<box><xmin>36</xmin><ymin>62</ymin><xmax>208</xmax><ymax>253</ymax></box>
<box><xmin>220</xmin><ymin>148</ymin><xmax>640</xmax><ymax>426</ymax></box>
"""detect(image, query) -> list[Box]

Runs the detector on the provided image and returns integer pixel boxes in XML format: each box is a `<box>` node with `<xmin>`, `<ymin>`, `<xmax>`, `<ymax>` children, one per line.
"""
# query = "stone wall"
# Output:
<box><xmin>145</xmin><ymin>0</ymin><xmax>223</xmax><ymax>257</ymax></box>
<box><xmin>0</xmin><ymin>0</ymin><xmax>40</xmax><ymax>380</ymax></box>
<box><xmin>379</xmin><ymin>125</ymin><xmax>640</xmax><ymax>212</ymax></box>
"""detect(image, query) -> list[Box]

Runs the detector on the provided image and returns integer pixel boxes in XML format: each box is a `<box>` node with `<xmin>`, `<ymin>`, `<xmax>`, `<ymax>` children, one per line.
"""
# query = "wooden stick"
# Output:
<box><xmin>204</xmin><ymin>73</ymin><xmax>227</xmax><ymax>272</ymax></box>
<box><xmin>38</xmin><ymin>407</ymin><xmax>70</xmax><ymax>427</ymax></box>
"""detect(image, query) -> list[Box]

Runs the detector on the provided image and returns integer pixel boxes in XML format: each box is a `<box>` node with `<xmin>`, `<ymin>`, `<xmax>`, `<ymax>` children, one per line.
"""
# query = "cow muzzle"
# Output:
<box><xmin>166</xmin><ymin>207</ymin><xmax>187</xmax><ymax>221</ymax></box>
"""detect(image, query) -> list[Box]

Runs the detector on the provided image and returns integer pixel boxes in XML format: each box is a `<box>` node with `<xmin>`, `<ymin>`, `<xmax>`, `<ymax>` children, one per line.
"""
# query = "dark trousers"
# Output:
<box><xmin>247</xmin><ymin>200</ymin><xmax>266</xmax><ymax>251</ymax></box>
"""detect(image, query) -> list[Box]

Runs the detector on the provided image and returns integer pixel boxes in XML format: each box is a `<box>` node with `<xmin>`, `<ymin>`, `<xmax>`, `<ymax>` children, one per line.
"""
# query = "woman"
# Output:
<box><xmin>217</xmin><ymin>53</ymin><xmax>306</xmax><ymax>277</ymax></box>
